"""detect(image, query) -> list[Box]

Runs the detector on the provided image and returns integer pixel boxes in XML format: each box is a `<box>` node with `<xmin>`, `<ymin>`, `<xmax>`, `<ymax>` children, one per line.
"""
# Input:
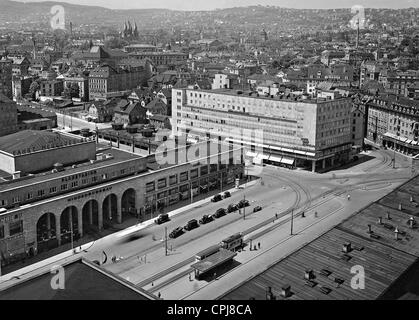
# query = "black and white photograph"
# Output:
<box><xmin>0</xmin><ymin>0</ymin><xmax>418</xmax><ymax>309</ymax></box>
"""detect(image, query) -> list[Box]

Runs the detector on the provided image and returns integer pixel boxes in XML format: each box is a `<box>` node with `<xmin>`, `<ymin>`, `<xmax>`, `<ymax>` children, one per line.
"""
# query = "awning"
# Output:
<box><xmin>282</xmin><ymin>157</ymin><xmax>295</xmax><ymax>165</ymax></box>
<box><xmin>269</xmin><ymin>155</ymin><xmax>283</xmax><ymax>163</ymax></box>
<box><xmin>246</xmin><ymin>151</ymin><xmax>258</xmax><ymax>158</ymax></box>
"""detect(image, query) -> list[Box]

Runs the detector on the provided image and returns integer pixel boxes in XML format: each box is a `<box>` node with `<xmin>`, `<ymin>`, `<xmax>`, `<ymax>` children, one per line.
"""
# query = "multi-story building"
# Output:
<box><xmin>365</xmin><ymin>94</ymin><xmax>419</xmax><ymax>155</ymax></box>
<box><xmin>64</xmin><ymin>75</ymin><xmax>89</xmax><ymax>101</ymax></box>
<box><xmin>128</xmin><ymin>51</ymin><xmax>188</xmax><ymax>67</ymax></box>
<box><xmin>172</xmin><ymin>88</ymin><xmax>353</xmax><ymax>172</ymax></box>
<box><xmin>89</xmin><ymin>62</ymin><xmax>149</xmax><ymax>101</ymax></box>
<box><xmin>11</xmin><ymin>57</ymin><xmax>30</xmax><ymax>77</ymax></box>
<box><xmin>0</xmin><ymin>94</ymin><xmax>18</xmax><ymax>137</ymax></box>
<box><xmin>39</xmin><ymin>79</ymin><xmax>64</xmax><ymax>97</ymax></box>
<box><xmin>12</xmin><ymin>76</ymin><xmax>34</xmax><ymax>101</ymax></box>
<box><xmin>0</xmin><ymin>58</ymin><xmax>13</xmax><ymax>99</ymax></box>
<box><xmin>0</xmin><ymin>133</ymin><xmax>243</xmax><ymax>265</ymax></box>
<box><xmin>385</xmin><ymin>71</ymin><xmax>419</xmax><ymax>97</ymax></box>
<box><xmin>351</xmin><ymin>103</ymin><xmax>366</xmax><ymax>147</ymax></box>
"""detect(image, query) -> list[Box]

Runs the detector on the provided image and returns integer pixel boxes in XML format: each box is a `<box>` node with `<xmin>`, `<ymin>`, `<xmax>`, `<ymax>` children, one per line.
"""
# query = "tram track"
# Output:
<box><xmin>138</xmin><ymin>175</ymin><xmax>408</xmax><ymax>293</ymax></box>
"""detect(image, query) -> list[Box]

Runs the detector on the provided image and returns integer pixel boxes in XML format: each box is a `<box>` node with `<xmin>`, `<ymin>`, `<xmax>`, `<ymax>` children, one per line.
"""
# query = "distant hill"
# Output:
<box><xmin>0</xmin><ymin>0</ymin><xmax>418</xmax><ymax>32</ymax></box>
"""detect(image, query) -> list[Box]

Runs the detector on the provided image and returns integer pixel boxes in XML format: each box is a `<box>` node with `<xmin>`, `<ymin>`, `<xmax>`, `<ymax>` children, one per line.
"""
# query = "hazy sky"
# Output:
<box><xmin>17</xmin><ymin>0</ymin><xmax>419</xmax><ymax>10</ymax></box>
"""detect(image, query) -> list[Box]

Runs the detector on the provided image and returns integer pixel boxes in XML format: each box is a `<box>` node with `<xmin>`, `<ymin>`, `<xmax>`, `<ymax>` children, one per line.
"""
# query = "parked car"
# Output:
<box><xmin>223</xmin><ymin>191</ymin><xmax>231</xmax><ymax>199</ymax></box>
<box><xmin>237</xmin><ymin>199</ymin><xmax>250</xmax><ymax>209</ymax></box>
<box><xmin>154</xmin><ymin>213</ymin><xmax>170</xmax><ymax>225</ymax></box>
<box><xmin>199</xmin><ymin>215</ymin><xmax>214</xmax><ymax>224</ymax></box>
<box><xmin>169</xmin><ymin>227</ymin><xmax>183</xmax><ymax>239</ymax></box>
<box><xmin>213</xmin><ymin>208</ymin><xmax>227</xmax><ymax>219</ymax></box>
<box><xmin>184</xmin><ymin>219</ymin><xmax>199</xmax><ymax>231</ymax></box>
<box><xmin>211</xmin><ymin>194</ymin><xmax>223</xmax><ymax>202</ymax></box>
<box><xmin>227</xmin><ymin>204</ymin><xmax>238</xmax><ymax>213</ymax></box>
<box><xmin>253</xmin><ymin>206</ymin><xmax>263</xmax><ymax>213</ymax></box>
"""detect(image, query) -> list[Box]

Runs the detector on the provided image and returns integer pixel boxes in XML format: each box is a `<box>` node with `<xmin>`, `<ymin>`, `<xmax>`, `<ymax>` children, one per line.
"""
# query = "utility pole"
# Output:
<box><xmin>243</xmin><ymin>194</ymin><xmax>246</xmax><ymax>220</ymax></box>
<box><xmin>165</xmin><ymin>227</ymin><xmax>168</xmax><ymax>256</ymax></box>
<box><xmin>190</xmin><ymin>181</ymin><xmax>194</xmax><ymax>204</ymax></box>
<box><xmin>290</xmin><ymin>209</ymin><xmax>294</xmax><ymax>235</ymax></box>
<box><xmin>393</xmin><ymin>147</ymin><xmax>396</xmax><ymax>169</ymax></box>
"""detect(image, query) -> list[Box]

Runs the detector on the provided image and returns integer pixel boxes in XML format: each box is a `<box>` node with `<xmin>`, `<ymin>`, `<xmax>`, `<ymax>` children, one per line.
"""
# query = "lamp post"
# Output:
<box><xmin>290</xmin><ymin>209</ymin><xmax>294</xmax><ymax>235</ymax></box>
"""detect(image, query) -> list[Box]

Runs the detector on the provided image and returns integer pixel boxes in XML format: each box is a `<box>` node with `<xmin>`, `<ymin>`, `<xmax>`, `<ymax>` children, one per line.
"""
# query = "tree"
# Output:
<box><xmin>63</xmin><ymin>83</ymin><xmax>80</xmax><ymax>99</ymax></box>
<box><xmin>29</xmin><ymin>81</ymin><xmax>40</xmax><ymax>100</ymax></box>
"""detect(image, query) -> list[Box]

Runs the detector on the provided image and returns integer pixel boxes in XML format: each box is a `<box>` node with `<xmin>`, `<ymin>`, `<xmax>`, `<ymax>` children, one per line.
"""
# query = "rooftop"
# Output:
<box><xmin>0</xmin><ymin>130</ymin><xmax>85</xmax><ymax>155</ymax></box>
<box><xmin>0</xmin><ymin>258</ymin><xmax>155</xmax><ymax>300</ymax></box>
<box><xmin>0</xmin><ymin>143</ymin><xmax>143</xmax><ymax>192</ymax></box>
<box><xmin>186</xmin><ymin>88</ymin><xmax>349</xmax><ymax>104</ymax></box>
<box><xmin>221</xmin><ymin>175</ymin><xmax>419</xmax><ymax>300</ymax></box>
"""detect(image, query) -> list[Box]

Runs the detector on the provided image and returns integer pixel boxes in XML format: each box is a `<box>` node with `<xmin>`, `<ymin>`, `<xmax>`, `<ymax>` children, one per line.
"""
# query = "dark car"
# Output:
<box><xmin>211</xmin><ymin>194</ymin><xmax>223</xmax><ymax>202</ymax></box>
<box><xmin>213</xmin><ymin>208</ymin><xmax>227</xmax><ymax>219</ymax></box>
<box><xmin>199</xmin><ymin>215</ymin><xmax>214</xmax><ymax>224</ymax></box>
<box><xmin>169</xmin><ymin>227</ymin><xmax>184</xmax><ymax>239</ymax></box>
<box><xmin>227</xmin><ymin>204</ymin><xmax>238</xmax><ymax>213</ymax></box>
<box><xmin>223</xmin><ymin>191</ymin><xmax>231</xmax><ymax>199</ymax></box>
<box><xmin>184</xmin><ymin>219</ymin><xmax>199</xmax><ymax>231</ymax></box>
<box><xmin>237</xmin><ymin>199</ymin><xmax>250</xmax><ymax>209</ymax></box>
<box><xmin>253</xmin><ymin>206</ymin><xmax>263</xmax><ymax>213</ymax></box>
<box><xmin>154</xmin><ymin>213</ymin><xmax>170</xmax><ymax>225</ymax></box>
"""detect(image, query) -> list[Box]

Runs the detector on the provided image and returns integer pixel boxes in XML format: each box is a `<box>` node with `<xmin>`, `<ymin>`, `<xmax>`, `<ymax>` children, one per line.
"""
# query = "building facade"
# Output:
<box><xmin>0</xmin><ymin>58</ymin><xmax>13</xmax><ymax>99</ymax></box>
<box><xmin>366</xmin><ymin>95</ymin><xmax>419</xmax><ymax>155</ymax></box>
<box><xmin>0</xmin><ymin>140</ymin><xmax>243</xmax><ymax>265</ymax></box>
<box><xmin>89</xmin><ymin>64</ymin><xmax>148</xmax><ymax>101</ymax></box>
<box><xmin>0</xmin><ymin>94</ymin><xmax>18</xmax><ymax>137</ymax></box>
<box><xmin>172</xmin><ymin>88</ymin><xmax>353</xmax><ymax>171</ymax></box>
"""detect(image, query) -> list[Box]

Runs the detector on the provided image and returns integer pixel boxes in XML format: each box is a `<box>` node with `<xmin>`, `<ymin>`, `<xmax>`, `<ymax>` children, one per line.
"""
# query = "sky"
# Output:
<box><xmin>17</xmin><ymin>0</ymin><xmax>419</xmax><ymax>10</ymax></box>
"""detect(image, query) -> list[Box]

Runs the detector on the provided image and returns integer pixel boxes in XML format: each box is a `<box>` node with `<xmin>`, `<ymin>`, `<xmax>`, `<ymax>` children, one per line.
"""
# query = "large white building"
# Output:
<box><xmin>172</xmin><ymin>88</ymin><xmax>353</xmax><ymax>172</ymax></box>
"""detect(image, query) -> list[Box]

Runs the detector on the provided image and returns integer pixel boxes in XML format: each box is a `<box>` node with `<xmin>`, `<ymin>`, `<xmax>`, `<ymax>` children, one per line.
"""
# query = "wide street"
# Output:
<box><xmin>79</xmin><ymin>148</ymin><xmax>413</xmax><ymax>298</ymax></box>
<box><xmin>0</xmin><ymin>147</ymin><xmax>413</xmax><ymax>299</ymax></box>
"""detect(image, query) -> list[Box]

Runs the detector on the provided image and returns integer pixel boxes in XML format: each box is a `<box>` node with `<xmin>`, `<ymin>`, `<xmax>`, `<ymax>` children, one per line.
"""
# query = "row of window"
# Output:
<box><xmin>0</xmin><ymin>220</ymin><xmax>23</xmax><ymax>239</ymax></box>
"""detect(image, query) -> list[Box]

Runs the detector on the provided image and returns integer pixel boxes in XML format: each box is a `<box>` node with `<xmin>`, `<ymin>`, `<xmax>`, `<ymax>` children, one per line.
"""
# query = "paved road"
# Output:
<box><xmin>56</xmin><ymin>113</ymin><xmax>112</xmax><ymax>131</ymax></box>
<box><xmin>85</xmin><ymin>149</ymin><xmax>412</xmax><ymax>291</ymax></box>
<box><xmin>0</xmin><ymin>149</ymin><xmax>412</xmax><ymax>298</ymax></box>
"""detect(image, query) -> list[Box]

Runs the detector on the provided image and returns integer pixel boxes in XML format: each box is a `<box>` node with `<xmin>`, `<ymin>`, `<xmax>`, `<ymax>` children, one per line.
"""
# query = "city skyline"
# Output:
<box><xmin>14</xmin><ymin>0</ymin><xmax>419</xmax><ymax>11</ymax></box>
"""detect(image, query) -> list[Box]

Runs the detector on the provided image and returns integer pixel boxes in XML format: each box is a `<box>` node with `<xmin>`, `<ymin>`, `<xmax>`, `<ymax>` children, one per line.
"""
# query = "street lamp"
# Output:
<box><xmin>290</xmin><ymin>209</ymin><xmax>294</xmax><ymax>235</ymax></box>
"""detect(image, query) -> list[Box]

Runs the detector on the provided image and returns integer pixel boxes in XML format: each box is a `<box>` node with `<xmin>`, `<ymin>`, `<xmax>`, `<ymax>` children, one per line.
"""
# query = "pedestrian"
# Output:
<box><xmin>314</xmin><ymin>211</ymin><xmax>318</xmax><ymax>218</ymax></box>
<box><xmin>275</xmin><ymin>213</ymin><xmax>278</xmax><ymax>219</ymax></box>
<box><xmin>301</xmin><ymin>211</ymin><xmax>305</xmax><ymax>218</ymax></box>
<box><xmin>189</xmin><ymin>274</ymin><xmax>192</xmax><ymax>281</ymax></box>
<box><xmin>158</xmin><ymin>292</ymin><xmax>161</xmax><ymax>298</ymax></box>
<box><xmin>213</xmin><ymin>272</ymin><xmax>217</xmax><ymax>279</ymax></box>
<box><xmin>347</xmin><ymin>194</ymin><xmax>351</xmax><ymax>201</ymax></box>
<box><xmin>254</xmin><ymin>245</ymin><xmax>257</xmax><ymax>251</ymax></box>
<box><xmin>258</xmin><ymin>242</ymin><xmax>261</xmax><ymax>250</ymax></box>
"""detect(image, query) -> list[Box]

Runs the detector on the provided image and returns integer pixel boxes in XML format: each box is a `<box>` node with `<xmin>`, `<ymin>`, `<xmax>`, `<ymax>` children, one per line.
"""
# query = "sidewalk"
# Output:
<box><xmin>0</xmin><ymin>179</ymin><xmax>260</xmax><ymax>288</ymax></box>
<box><xmin>183</xmin><ymin>180</ymin><xmax>405</xmax><ymax>300</ymax></box>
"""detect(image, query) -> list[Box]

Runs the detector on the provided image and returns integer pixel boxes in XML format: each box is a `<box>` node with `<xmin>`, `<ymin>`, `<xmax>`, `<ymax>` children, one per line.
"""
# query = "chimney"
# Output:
<box><xmin>12</xmin><ymin>171</ymin><xmax>21</xmax><ymax>179</ymax></box>
<box><xmin>408</xmin><ymin>216</ymin><xmax>416</xmax><ymax>228</ymax></box>
<box><xmin>304</xmin><ymin>269</ymin><xmax>315</xmax><ymax>280</ymax></box>
<box><xmin>281</xmin><ymin>285</ymin><xmax>291</xmax><ymax>298</ymax></box>
<box><xmin>342</xmin><ymin>242</ymin><xmax>352</xmax><ymax>253</ymax></box>
<box><xmin>367</xmin><ymin>224</ymin><xmax>372</xmax><ymax>234</ymax></box>
<box><xmin>394</xmin><ymin>227</ymin><xmax>400</xmax><ymax>240</ymax></box>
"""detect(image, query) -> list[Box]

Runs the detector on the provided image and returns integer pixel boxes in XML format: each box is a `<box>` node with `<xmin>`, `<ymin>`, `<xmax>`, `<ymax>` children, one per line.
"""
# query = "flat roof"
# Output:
<box><xmin>0</xmin><ymin>258</ymin><xmax>155</xmax><ymax>300</ymax></box>
<box><xmin>186</xmin><ymin>88</ymin><xmax>351</xmax><ymax>104</ymax></box>
<box><xmin>221</xmin><ymin>176</ymin><xmax>419</xmax><ymax>300</ymax></box>
<box><xmin>191</xmin><ymin>249</ymin><xmax>237</xmax><ymax>274</ymax></box>
<box><xmin>0</xmin><ymin>145</ymin><xmax>143</xmax><ymax>192</ymax></box>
